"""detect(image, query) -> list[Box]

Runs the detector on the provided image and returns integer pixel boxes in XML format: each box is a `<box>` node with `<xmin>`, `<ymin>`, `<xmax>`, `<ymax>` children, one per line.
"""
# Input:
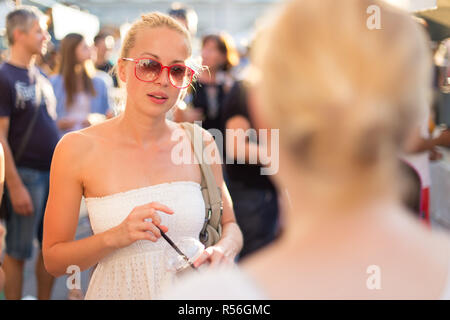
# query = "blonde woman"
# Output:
<box><xmin>42</xmin><ymin>12</ymin><xmax>243</xmax><ymax>300</ymax></box>
<box><xmin>165</xmin><ymin>0</ymin><xmax>450</xmax><ymax>299</ymax></box>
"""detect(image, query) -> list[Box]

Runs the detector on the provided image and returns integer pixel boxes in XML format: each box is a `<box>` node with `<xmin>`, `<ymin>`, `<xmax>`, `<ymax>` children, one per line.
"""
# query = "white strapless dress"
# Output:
<box><xmin>84</xmin><ymin>181</ymin><xmax>205</xmax><ymax>300</ymax></box>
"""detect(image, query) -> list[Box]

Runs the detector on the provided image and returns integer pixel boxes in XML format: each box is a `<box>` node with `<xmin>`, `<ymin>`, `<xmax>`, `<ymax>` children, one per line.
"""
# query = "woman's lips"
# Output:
<box><xmin>147</xmin><ymin>94</ymin><xmax>168</xmax><ymax>105</ymax></box>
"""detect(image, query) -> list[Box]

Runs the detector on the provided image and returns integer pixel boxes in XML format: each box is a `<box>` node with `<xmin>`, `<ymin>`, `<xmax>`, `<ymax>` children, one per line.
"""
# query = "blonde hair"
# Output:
<box><xmin>120</xmin><ymin>12</ymin><xmax>192</xmax><ymax>60</ymax></box>
<box><xmin>251</xmin><ymin>0</ymin><xmax>432</xmax><ymax>206</ymax></box>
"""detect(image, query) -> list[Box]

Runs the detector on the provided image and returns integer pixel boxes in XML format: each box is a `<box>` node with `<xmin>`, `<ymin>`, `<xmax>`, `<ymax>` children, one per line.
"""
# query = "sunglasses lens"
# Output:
<box><xmin>136</xmin><ymin>59</ymin><xmax>161</xmax><ymax>81</ymax></box>
<box><xmin>169</xmin><ymin>65</ymin><xmax>193</xmax><ymax>88</ymax></box>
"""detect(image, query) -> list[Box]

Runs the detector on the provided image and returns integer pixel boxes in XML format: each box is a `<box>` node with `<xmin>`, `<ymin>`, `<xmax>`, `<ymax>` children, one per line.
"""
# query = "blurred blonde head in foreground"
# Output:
<box><xmin>249</xmin><ymin>0</ymin><xmax>432</xmax><ymax>211</ymax></box>
<box><xmin>163</xmin><ymin>0</ymin><xmax>450</xmax><ymax>301</ymax></box>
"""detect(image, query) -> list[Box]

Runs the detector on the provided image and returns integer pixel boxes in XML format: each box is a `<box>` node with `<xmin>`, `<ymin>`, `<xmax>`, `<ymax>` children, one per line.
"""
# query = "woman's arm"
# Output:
<box><xmin>194</xmin><ymin>129</ymin><xmax>243</xmax><ymax>268</ymax></box>
<box><xmin>42</xmin><ymin>132</ymin><xmax>117</xmax><ymax>277</ymax></box>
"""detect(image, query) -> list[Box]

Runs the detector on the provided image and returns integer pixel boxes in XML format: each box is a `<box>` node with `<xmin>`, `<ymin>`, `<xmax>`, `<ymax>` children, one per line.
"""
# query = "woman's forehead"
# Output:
<box><xmin>131</xmin><ymin>27</ymin><xmax>190</xmax><ymax>63</ymax></box>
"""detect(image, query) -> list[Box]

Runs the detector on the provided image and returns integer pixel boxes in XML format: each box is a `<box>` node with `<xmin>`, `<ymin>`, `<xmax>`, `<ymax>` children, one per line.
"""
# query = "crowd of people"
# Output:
<box><xmin>0</xmin><ymin>0</ymin><xmax>449</xmax><ymax>300</ymax></box>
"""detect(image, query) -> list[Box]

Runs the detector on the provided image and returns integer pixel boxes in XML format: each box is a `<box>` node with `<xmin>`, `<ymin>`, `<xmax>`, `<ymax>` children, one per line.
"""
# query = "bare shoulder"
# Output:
<box><xmin>239</xmin><ymin>211</ymin><xmax>450</xmax><ymax>299</ymax></box>
<box><xmin>390</xmin><ymin>217</ymin><xmax>450</xmax><ymax>297</ymax></box>
<box><xmin>420</xmin><ymin>226</ymin><xmax>450</xmax><ymax>266</ymax></box>
<box><xmin>50</xmin><ymin>133</ymin><xmax>91</xmax><ymax>180</ymax></box>
<box><xmin>76</xmin><ymin>116</ymin><xmax>119</xmax><ymax>142</ymax></box>
<box><xmin>53</xmin><ymin>117</ymin><xmax>118</xmax><ymax>168</ymax></box>
<box><xmin>392</xmin><ymin>211</ymin><xmax>450</xmax><ymax>263</ymax></box>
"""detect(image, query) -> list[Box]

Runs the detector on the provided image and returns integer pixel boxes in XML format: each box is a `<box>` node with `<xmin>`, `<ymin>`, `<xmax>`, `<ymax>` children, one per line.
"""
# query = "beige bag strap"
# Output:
<box><xmin>180</xmin><ymin>122</ymin><xmax>223</xmax><ymax>232</ymax></box>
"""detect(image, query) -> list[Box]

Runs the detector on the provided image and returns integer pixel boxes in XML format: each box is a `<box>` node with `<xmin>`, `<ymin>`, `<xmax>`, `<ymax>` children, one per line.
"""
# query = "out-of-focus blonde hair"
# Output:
<box><xmin>250</xmin><ymin>0</ymin><xmax>432</xmax><ymax>206</ymax></box>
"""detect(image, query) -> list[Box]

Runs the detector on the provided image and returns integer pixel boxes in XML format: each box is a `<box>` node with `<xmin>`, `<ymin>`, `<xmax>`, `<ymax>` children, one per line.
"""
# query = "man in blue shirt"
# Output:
<box><xmin>0</xmin><ymin>6</ymin><xmax>60</xmax><ymax>300</ymax></box>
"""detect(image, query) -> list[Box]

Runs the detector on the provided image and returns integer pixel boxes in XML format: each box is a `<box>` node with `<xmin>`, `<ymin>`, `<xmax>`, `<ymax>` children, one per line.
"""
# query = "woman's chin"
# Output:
<box><xmin>139</xmin><ymin>103</ymin><xmax>173</xmax><ymax>118</ymax></box>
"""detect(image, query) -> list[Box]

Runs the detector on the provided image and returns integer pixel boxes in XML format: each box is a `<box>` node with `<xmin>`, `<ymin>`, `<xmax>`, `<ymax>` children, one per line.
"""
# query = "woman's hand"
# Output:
<box><xmin>194</xmin><ymin>245</ymin><xmax>234</xmax><ymax>268</ymax></box>
<box><xmin>106</xmin><ymin>202</ymin><xmax>174</xmax><ymax>249</ymax></box>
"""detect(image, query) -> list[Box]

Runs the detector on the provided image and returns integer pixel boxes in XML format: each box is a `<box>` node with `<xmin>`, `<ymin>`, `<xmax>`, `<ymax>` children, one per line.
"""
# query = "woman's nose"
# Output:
<box><xmin>155</xmin><ymin>66</ymin><xmax>171</xmax><ymax>87</ymax></box>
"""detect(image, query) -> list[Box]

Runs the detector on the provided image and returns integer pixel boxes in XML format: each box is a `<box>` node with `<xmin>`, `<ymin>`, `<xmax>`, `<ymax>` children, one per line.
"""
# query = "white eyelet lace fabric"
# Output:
<box><xmin>83</xmin><ymin>181</ymin><xmax>205</xmax><ymax>300</ymax></box>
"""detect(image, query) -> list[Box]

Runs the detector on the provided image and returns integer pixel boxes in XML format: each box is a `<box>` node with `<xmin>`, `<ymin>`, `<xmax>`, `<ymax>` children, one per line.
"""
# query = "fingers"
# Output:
<box><xmin>137</xmin><ymin>221</ymin><xmax>170</xmax><ymax>242</ymax></box>
<box><xmin>134</xmin><ymin>202</ymin><xmax>174</xmax><ymax>224</ymax></box>
<box><xmin>144</xmin><ymin>210</ymin><xmax>162</xmax><ymax>226</ymax></box>
<box><xmin>144</xmin><ymin>202</ymin><xmax>174</xmax><ymax>215</ymax></box>
<box><xmin>206</xmin><ymin>247</ymin><xmax>222</xmax><ymax>268</ymax></box>
<box><xmin>193</xmin><ymin>250</ymin><xmax>209</xmax><ymax>268</ymax></box>
<box><xmin>158</xmin><ymin>224</ymin><xmax>169</xmax><ymax>233</ymax></box>
<box><xmin>194</xmin><ymin>247</ymin><xmax>228</xmax><ymax>268</ymax></box>
<box><xmin>138</xmin><ymin>231</ymin><xmax>157</xmax><ymax>242</ymax></box>
<box><xmin>139</xmin><ymin>221</ymin><xmax>162</xmax><ymax>238</ymax></box>
<box><xmin>194</xmin><ymin>247</ymin><xmax>216</xmax><ymax>268</ymax></box>
<box><xmin>209</xmin><ymin>249</ymin><xmax>226</xmax><ymax>268</ymax></box>
<box><xmin>128</xmin><ymin>202</ymin><xmax>174</xmax><ymax>244</ymax></box>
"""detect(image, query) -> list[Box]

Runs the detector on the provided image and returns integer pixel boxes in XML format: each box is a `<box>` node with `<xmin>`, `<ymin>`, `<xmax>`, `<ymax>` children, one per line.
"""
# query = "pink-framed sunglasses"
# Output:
<box><xmin>122</xmin><ymin>57</ymin><xmax>195</xmax><ymax>89</ymax></box>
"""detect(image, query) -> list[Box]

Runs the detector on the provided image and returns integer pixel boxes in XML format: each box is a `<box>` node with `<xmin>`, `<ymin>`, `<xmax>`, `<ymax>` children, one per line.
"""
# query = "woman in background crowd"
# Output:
<box><xmin>50</xmin><ymin>33</ymin><xmax>111</xmax><ymax>135</ymax></box>
<box><xmin>176</xmin><ymin>33</ymin><xmax>239</xmax><ymax>133</ymax></box>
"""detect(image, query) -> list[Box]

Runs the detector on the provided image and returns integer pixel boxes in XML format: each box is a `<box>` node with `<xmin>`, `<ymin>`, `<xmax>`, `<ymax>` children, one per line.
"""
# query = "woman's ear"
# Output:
<box><xmin>117</xmin><ymin>59</ymin><xmax>128</xmax><ymax>84</ymax></box>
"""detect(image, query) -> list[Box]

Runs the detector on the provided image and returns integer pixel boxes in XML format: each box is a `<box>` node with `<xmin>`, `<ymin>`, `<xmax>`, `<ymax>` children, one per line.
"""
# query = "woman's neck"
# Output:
<box><xmin>117</xmin><ymin>106</ymin><xmax>170</xmax><ymax>148</ymax></box>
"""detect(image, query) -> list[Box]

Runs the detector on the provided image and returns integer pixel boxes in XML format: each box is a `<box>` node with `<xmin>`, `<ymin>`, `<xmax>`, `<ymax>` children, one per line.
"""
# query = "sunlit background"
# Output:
<box><xmin>0</xmin><ymin>0</ymin><xmax>448</xmax><ymax>50</ymax></box>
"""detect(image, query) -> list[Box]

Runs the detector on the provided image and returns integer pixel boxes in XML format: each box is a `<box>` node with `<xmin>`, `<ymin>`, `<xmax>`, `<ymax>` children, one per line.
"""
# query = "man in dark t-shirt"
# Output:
<box><xmin>0</xmin><ymin>64</ymin><xmax>59</xmax><ymax>170</ymax></box>
<box><xmin>0</xmin><ymin>6</ymin><xmax>60</xmax><ymax>300</ymax></box>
